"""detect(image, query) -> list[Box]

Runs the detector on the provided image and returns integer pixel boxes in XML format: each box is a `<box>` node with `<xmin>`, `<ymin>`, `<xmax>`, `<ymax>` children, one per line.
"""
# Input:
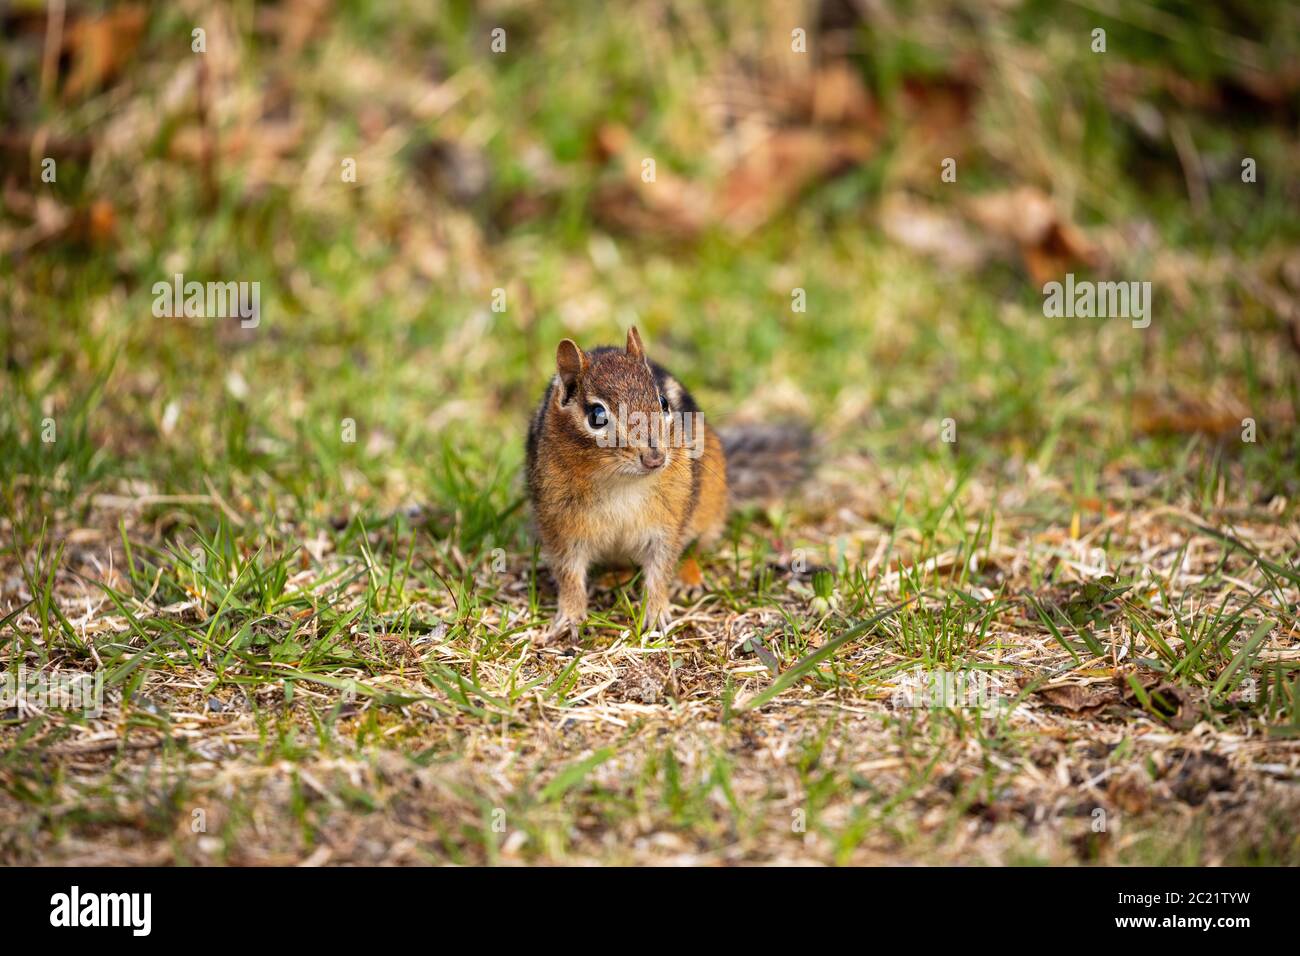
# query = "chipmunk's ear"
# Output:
<box><xmin>555</xmin><ymin>339</ymin><xmax>587</xmax><ymax>403</ymax></box>
<box><xmin>626</xmin><ymin>325</ymin><xmax>645</xmax><ymax>359</ymax></box>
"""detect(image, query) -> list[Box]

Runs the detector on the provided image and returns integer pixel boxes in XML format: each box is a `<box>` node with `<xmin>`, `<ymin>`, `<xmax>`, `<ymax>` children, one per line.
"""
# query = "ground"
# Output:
<box><xmin>1</xmin><ymin>1</ymin><xmax>1298</xmax><ymax>865</ymax></box>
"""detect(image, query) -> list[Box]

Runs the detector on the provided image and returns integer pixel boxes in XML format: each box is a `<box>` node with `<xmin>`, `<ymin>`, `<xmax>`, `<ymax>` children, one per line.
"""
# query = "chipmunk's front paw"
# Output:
<box><xmin>540</xmin><ymin>613</ymin><xmax>582</xmax><ymax>645</ymax></box>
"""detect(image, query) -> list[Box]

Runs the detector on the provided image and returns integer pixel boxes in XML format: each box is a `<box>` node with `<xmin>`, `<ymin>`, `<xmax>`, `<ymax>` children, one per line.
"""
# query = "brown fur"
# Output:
<box><xmin>526</xmin><ymin>327</ymin><xmax>727</xmax><ymax>639</ymax></box>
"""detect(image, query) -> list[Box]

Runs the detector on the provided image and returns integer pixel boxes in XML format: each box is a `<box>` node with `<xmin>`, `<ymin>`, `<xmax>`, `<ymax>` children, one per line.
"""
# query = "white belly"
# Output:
<box><xmin>585</xmin><ymin>479</ymin><xmax>659</xmax><ymax>564</ymax></box>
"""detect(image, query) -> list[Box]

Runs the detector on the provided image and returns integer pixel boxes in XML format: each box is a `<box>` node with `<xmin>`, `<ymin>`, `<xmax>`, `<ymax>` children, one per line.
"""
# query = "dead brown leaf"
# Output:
<box><xmin>62</xmin><ymin>5</ymin><xmax>147</xmax><ymax>100</ymax></box>
<box><xmin>1132</xmin><ymin>391</ymin><xmax>1246</xmax><ymax>438</ymax></box>
<box><xmin>965</xmin><ymin>187</ymin><xmax>1100</xmax><ymax>285</ymax></box>
<box><xmin>590</xmin><ymin>124</ymin><xmax>712</xmax><ymax>241</ymax></box>
<box><xmin>879</xmin><ymin>194</ymin><xmax>991</xmax><ymax>271</ymax></box>
<box><xmin>591</xmin><ymin>63</ymin><xmax>879</xmax><ymax>239</ymax></box>
<box><xmin>1120</xmin><ymin>672</ymin><xmax>1197</xmax><ymax>729</ymax></box>
<box><xmin>1033</xmin><ymin>681</ymin><xmax>1121</xmax><ymax>714</ymax></box>
<box><xmin>714</xmin><ymin>127</ymin><xmax>872</xmax><ymax>235</ymax></box>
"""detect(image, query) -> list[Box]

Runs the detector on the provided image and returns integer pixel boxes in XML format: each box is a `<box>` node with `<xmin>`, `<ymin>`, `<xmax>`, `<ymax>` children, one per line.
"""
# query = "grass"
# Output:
<box><xmin>1</xmin><ymin>0</ymin><xmax>1299</xmax><ymax>865</ymax></box>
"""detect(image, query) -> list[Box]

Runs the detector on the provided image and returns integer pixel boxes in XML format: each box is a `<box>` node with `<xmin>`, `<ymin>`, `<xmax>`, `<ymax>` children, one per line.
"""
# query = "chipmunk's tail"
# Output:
<box><xmin>718</xmin><ymin>422</ymin><xmax>814</xmax><ymax>504</ymax></box>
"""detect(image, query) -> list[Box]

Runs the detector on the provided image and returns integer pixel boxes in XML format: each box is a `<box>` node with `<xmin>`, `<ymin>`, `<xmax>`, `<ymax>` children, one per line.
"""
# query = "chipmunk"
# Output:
<box><xmin>526</xmin><ymin>326</ymin><xmax>808</xmax><ymax>642</ymax></box>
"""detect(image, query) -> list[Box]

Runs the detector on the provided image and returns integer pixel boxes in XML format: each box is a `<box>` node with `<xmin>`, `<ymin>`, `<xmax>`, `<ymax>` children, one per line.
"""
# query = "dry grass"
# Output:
<box><xmin>3</xmin><ymin>455</ymin><xmax>1298</xmax><ymax>866</ymax></box>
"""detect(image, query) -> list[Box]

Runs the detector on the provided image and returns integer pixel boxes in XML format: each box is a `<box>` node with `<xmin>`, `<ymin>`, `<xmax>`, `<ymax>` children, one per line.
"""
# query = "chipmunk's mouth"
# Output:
<box><xmin>611</xmin><ymin>452</ymin><xmax>668</xmax><ymax>477</ymax></box>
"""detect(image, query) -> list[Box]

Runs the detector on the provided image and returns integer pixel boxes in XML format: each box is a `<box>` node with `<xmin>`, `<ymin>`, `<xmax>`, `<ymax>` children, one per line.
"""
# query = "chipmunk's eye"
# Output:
<box><xmin>659</xmin><ymin>395</ymin><xmax>670</xmax><ymax>414</ymax></box>
<box><xmin>586</xmin><ymin>403</ymin><xmax>608</xmax><ymax>429</ymax></box>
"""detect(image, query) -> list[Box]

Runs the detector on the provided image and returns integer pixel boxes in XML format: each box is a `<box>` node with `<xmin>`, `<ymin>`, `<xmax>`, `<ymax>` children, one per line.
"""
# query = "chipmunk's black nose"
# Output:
<box><xmin>640</xmin><ymin>448</ymin><xmax>665</xmax><ymax>470</ymax></box>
